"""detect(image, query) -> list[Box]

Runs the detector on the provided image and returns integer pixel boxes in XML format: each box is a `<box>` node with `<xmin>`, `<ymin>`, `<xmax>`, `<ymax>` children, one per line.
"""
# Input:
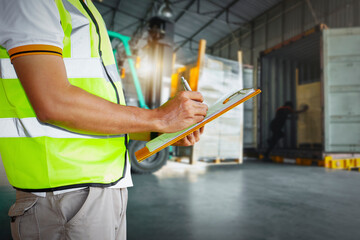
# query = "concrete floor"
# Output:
<box><xmin>1</xmin><ymin>160</ymin><xmax>360</xmax><ymax>240</ymax></box>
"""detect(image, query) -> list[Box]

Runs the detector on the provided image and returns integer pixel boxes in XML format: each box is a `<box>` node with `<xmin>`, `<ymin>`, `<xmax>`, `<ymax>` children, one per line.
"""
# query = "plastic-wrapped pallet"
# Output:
<box><xmin>192</xmin><ymin>54</ymin><xmax>243</xmax><ymax>162</ymax></box>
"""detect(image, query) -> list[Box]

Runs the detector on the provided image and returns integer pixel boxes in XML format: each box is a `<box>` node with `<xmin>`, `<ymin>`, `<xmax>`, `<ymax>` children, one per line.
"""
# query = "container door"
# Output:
<box><xmin>323</xmin><ymin>28</ymin><xmax>360</xmax><ymax>152</ymax></box>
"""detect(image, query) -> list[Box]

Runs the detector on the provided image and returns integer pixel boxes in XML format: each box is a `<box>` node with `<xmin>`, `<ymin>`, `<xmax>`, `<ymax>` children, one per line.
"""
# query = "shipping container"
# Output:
<box><xmin>259</xmin><ymin>25</ymin><xmax>360</xmax><ymax>161</ymax></box>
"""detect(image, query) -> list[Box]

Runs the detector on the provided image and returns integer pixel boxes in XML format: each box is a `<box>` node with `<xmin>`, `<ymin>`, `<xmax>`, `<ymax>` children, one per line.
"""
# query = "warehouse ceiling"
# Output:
<box><xmin>94</xmin><ymin>0</ymin><xmax>282</xmax><ymax>59</ymax></box>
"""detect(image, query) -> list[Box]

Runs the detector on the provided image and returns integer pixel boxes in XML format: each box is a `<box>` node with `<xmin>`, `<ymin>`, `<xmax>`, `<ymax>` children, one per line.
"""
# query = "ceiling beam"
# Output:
<box><xmin>130</xmin><ymin>0</ymin><xmax>157</xmax><ymax>43</ymax></box>
<box><xmin>174</xmin><ymin>32</ymin><xmax>199</xmax><ymax>44</ymax></box>
<box><xmin>174</xmin><ymin>0</ymin><xmax>196</xmax><ymax>22</ymax></box>
<box><xmin>174</xmin><ymin>0</ymin><xmax>241</xmax><ymax>52</ymax></box>
<box><xmin>110</xmin><ymin>0</ymin><xmax>123</xmax><ymax>30</ymax></box>
<box><xmin>209</xmin><ymin>0</ymin><xmax>288</xmax><ymax>49</ymax></box>
<box><xmin>95</xmin><ymin>2</ymin><xmax>142</xmax><ymax>21</ymax></box>
<box><xmin>116</xmin><ymin>21</ymin><xmax>140</xmax><ymax>33</ymax></box>
<box><xmin>102</xmin><ymin>8</ymin><xmax>115</xmax><ymax>17</ymax></box>
<box><xmin>206</xmin><ymin>0</ymin><xmax>250</xmax><ymax>22</ymax></box>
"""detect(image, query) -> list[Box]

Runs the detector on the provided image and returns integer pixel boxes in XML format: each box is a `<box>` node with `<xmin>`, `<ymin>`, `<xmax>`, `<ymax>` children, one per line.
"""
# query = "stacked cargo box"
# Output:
<box><xmin>192</xmin><ymin>54</ymin><xmax>244</xmax><ymax>162</ymax></box>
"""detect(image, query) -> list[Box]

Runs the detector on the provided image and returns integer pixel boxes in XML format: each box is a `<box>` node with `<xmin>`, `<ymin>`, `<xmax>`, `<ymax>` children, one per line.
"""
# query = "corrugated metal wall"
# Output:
<box><xmin>209</xmin><ymin>0</ymin><xmax>360</xmax><ymax>66</ymax></box>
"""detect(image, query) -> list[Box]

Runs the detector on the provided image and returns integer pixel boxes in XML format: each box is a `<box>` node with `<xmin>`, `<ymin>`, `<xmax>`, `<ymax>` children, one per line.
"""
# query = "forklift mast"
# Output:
<box><xmin>145</xmin><ymin>16</ymin><xmax>174</xmax><ymax>108</ymax></box>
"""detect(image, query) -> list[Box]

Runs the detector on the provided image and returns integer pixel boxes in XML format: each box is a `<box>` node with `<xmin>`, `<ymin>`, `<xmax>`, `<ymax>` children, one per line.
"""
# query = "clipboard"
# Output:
<box><xmin>135</xmin><ymin>88</ymin><xmax>261</xmax><ymax>162</ymax></box>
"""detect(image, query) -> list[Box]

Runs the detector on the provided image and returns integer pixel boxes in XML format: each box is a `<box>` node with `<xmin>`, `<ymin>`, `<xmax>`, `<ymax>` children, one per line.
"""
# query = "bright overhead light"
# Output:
<box><xmin>159</xmin><ymin>0</ymin><xmax>173</xmax><ymax>18</ymax></box>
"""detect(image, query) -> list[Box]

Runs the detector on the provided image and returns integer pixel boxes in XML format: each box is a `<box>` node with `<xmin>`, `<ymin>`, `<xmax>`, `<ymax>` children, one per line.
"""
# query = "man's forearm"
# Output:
<box><xmin>12</xmin><ymin>55</ymin><xmax>207</xmax><ymax>136</ymax></box>
<box><xmin>44</xmin><ymin>84</ymin><xmax>162</xmax><ymax>135</ymax></box>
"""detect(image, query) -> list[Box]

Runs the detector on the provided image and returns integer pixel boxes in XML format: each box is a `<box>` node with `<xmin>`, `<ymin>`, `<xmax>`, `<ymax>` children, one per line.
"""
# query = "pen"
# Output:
<box><xmin>181</xmin><ymin>77</ymin><xmax>192</xmax><ymax>91</ymax></box>
<box><xmin>181</xmin><ymin>77</ymin><xmax>208</xmax><ymax>106</ymax></box>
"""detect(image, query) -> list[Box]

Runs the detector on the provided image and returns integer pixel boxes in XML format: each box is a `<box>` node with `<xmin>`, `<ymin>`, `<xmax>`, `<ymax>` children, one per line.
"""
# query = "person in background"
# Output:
<box><xmin>264</xmin><ymin>101</ymin><xmax>308</xmax><ymax>160</ymax></box>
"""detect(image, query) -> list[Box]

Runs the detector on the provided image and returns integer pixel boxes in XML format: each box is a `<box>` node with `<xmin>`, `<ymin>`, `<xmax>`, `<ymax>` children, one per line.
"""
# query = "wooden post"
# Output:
<box><xmin>237</xmin><ymin>51</ymin><xmax>244</xmax><ymax>164</ymax></box>
<box><xmin>238</xmin><ymin>51</ymin><xmax>243</xmax><ymax>66</ymax></box>
<box><xmin>250</xmin><ymin>22</ymin><xmax>254</xmax><ymax>65</ymax></box>
<box><xmin>253</xmin><ymin>59</ymin><xmax>259</xmax><ymax>152</ymax></box>
<box><xmin>189</xmin><ymin>39</ymin><xmax>206</xmax><ymax>91</ymax></box>
<box><xmin>295</xmin><ymin>67</ymin><xmax>299</xmax><ymax>148</ymax></box>
<box><xmin>196</xmin><ymin>39</ymin><xmax>207</xmax><ymax>73</ymax></box>
<box><xmin>172</xmin><ymin>52</ymin><xmax>176</xmax><ymax>71</ymax></box>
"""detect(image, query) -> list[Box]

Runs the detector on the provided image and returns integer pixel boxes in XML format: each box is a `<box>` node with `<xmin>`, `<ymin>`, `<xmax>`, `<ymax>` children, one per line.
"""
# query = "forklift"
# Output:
<box><xmin>108</xmin><ymin>16</ymin><xmax>174</xmax><ymax>173</ymax></box>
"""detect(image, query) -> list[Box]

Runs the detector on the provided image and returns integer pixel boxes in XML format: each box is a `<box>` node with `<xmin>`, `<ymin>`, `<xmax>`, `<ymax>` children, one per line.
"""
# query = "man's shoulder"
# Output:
<box><xmin>0</xmin><ymin>0</ymin><xmax>64</xmax><ymax>52</ymax></box>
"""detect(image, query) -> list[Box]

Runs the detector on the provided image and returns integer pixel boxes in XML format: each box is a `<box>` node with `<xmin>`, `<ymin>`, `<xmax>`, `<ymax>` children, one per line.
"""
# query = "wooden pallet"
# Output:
<box><xmin>258</xmin><ymin>154</ymin><xmax>360</xmax><ymax>172</ymax></box>
<box><xmin>349</xmin><ymin>167</ymin><xmax>360</xmax><ymax>172</ymax></box>
<box><xmin>171</xmin><ymin>156</ymin><xmax>242</xmax><ymax>165</ymax></box>
<box><xmin>259</xmin><ymin>154</ymin><xmax>325</xmax><ymax>166</ymax></box>
<box><xmin>199</xmin><ymin>158</ymin><xmax>241</xmax><ymax>164</ymax></box>
<box><xmin>171</xmin><ymin>156</ymin><xmax>190</xmax><ymax>163</ymax></box>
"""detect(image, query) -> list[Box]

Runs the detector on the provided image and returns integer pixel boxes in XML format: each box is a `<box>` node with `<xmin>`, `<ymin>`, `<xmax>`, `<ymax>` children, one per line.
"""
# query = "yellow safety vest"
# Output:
<box><xmin>0</xmin><ymin>0</ymin><xmax>128</xmax><ymax>191</ymax></box>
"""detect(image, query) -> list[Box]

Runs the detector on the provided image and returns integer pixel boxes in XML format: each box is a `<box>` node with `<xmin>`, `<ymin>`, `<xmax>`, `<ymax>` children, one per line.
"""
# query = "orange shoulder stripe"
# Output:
<box><xmin>8</xmin><ymin>45</ymin><xmax>62</xmax><ymax>61</ymax></box>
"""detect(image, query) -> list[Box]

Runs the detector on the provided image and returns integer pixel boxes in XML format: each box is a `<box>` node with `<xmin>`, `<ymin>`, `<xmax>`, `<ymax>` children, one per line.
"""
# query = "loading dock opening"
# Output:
<box><xmin>258</xmin><ymin>24</ymin><xmax>360</xmax><ymax>163</ymax></box>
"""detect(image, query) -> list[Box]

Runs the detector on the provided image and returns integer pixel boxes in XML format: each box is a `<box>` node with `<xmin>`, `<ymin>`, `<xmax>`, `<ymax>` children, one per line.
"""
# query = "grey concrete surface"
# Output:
<box><xmin>0</xmin><ymin>159</ymin><xmax>13</xmax><ymax>240</ymax></box>
<box><xmin>1</xmin><ymin>160</ymin><xmax>360</xmax><ymax>240</ymax></box>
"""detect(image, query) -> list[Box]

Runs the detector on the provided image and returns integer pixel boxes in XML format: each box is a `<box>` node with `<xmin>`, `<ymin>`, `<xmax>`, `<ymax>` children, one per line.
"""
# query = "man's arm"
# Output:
<box><xmin>13</xmin><ymin>55</ymin><xmax>208</xmax><ymax>136</ymax></box>
<box><xmin>293</xmin><ymin>104</ymin><xmax>309</xmax><ymax>114</ymax></box>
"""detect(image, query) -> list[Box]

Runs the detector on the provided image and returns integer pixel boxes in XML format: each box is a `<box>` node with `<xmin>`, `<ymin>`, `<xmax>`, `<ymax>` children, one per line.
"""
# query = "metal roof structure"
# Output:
<box><xmin>94</xmin><ymin>0</ymin><xmax>283</xmax><ymax>58</ymax></box>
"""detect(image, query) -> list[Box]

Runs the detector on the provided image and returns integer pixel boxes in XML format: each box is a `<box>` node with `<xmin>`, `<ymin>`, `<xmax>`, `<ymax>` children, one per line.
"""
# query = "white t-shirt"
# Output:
<box><xmin>0</xmin><ymin>0</ymin><xmax>133</xmax><ymax>196</ymax></box>
<box><xmin>0</xmin><ymin>0</ymin><xmax>64</xmax><ymax>52</ymax></box>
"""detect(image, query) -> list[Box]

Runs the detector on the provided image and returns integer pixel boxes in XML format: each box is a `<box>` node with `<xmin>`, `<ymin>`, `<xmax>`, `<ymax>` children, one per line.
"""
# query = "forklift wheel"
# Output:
<box><xmin>129</xmin><ymin>140</ymin><xmax>169</xmax><ymax>174</ymax></box>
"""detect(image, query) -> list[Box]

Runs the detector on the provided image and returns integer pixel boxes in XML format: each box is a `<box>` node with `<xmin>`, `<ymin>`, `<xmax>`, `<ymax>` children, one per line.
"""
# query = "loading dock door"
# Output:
<box><xmin>323</xmin><ymin>28</ymin><xmax>360</xmax><ymax>152</ymax></box>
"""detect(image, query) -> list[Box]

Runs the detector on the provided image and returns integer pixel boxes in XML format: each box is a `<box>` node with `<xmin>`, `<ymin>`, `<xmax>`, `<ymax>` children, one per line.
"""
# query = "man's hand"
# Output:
<box><xmin>155</xmin><ymin>91</ymin><xmax>208</xmax><ymax>133</ymax></box>
<box><xmin>172</xmin><ymin>127</ymin><xmax>204</xmax><ymax>146</ymax></box>
<box><xmin>300</xmin><ymin>104</ymin><xmax>309</xmax><ymax>112</ymax></box>
<box><xmin>294</xmin><ymin>104</ymin><xmax>309</xmax><ymax>114</ymax></box>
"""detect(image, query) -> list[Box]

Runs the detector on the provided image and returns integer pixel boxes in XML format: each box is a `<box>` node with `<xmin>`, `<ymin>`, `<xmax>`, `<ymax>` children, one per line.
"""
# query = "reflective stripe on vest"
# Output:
<box><xmin>0</xmin><ymin>118</ymin><xmax>125</xmax><ymax>139</ymax></box>
<box><xmin>1</xmin><ymin>58</ymin><xmax>109</xmax><ymax>79</ymax></box>
<box><xmin>0</xmin><ymin>58</ymin><xmax>121</xmax><ymax>84</ymax></box>
<box><xmin>0</xmin><ymin>0</ymin><xmax>128</xmax><ymax>191</ymax></box>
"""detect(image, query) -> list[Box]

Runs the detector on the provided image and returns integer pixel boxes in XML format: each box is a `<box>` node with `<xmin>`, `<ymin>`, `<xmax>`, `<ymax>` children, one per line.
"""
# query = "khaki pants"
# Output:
<box><xmin>8</xmin><ymin>187</ymin><xmax>128</xmax><ymax>240</ymax></box>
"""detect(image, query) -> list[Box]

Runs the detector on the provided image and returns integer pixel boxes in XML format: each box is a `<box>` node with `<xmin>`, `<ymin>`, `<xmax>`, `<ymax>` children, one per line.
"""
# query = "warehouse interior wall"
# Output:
<box><xmin>209</xmin><ymin>0</ymin><xmax>360</xmax><ymax>66</ymax></box>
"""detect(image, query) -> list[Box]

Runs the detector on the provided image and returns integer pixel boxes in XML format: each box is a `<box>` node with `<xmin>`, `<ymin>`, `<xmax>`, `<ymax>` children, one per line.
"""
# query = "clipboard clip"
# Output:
<box><xmin>223</xmin><ymin>88</ymin><xmax>252</xmax><ymax>104</ymax></box>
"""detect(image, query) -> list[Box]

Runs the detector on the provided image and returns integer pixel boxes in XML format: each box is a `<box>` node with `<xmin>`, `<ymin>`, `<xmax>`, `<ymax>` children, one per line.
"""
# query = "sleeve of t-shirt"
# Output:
<box><xmin>0</xmin><ymin>0</ymin><xmax>64</xmax><ymax>61</ymax></box>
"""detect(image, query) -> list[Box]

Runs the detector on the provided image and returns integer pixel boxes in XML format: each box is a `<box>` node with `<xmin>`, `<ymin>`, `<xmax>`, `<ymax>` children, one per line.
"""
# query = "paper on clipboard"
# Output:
<box><xmin>136</xmin><ymin>88</ymin><xmax>259</xmax><ymax>161</ymax></box>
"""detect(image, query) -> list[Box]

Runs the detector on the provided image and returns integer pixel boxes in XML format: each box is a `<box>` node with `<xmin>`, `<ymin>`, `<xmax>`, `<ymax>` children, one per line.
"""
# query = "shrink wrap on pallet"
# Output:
<box><xmin>192</xmin><ymin>54</ymin><xmax>243</xmax><ymax>162</ymax></box>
